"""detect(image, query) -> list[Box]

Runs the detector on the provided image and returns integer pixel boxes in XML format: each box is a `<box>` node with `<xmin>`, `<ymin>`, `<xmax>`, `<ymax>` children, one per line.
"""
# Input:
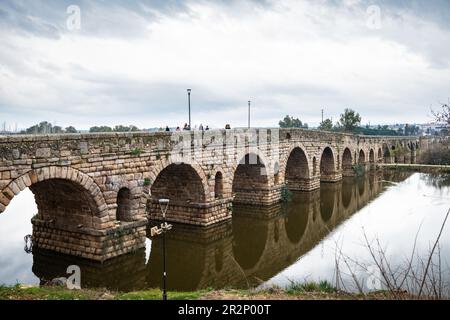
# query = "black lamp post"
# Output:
<box><xmin>248</xmin><ymin>100</ymin><xmax>251</xmax><ymax>128</ymax></box>
<box><xmin>151</xmin><ymin>198</ymin><xmax>172</xmax><ymax>300</ymax></box>
<box><xmin>187</xmin><ymin>89</ymin><xmax>191</xmax><ymax>130</ymax></box>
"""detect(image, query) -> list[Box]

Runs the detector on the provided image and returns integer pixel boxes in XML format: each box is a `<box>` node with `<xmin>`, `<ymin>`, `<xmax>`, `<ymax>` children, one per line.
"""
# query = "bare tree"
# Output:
<box><xmin>431</xmin><ymin>102</ymin><xmax>450</xmax><ymax>127</ymax></box>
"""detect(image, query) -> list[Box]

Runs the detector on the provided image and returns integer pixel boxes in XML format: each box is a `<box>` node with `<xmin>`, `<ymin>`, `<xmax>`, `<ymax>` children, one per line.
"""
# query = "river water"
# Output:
<box><xmin>0</xmin><ymin>171</ymin><xmax>449</xmax><ymax>294</ymax></box>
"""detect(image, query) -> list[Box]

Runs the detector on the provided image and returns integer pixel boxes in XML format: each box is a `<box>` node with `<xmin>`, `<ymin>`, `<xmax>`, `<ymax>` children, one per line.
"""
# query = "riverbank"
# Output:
<box><xmin>379</xmin><ymin>163</ymin><xmax>450</xmax><ymax>173</ymax></box>
<box><xmin>0</xmin><ymin>284</ymin><xmax>426</xmax><ymax>300</ymax></box>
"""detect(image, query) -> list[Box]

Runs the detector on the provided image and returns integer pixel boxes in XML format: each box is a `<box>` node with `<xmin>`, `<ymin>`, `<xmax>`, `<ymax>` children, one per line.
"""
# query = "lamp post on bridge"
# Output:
<box><xmin>150</xmin><ymin>198</ymin><xmax>172</xmax><ymax>300</ymax></box>
<box><xmin>248</xmin><ymin>100</ymin><xmax>251</xmax><ymax>128</ymax></box>
<box><xmin>187</xmin><ymin>89</ymin><xmax>192</xmax><ymax>130</ymax></box>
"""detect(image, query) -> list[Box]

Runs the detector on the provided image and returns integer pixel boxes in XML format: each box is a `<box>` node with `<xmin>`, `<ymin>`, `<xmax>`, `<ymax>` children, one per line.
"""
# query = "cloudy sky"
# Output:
<box><xmin>1</xmin><ymin>0</ymin><xmax>449</xmax><ymax>130</ymax></box>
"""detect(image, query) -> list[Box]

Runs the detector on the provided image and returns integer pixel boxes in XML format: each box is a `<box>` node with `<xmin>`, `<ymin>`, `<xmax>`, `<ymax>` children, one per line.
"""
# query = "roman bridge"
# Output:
<box><xmin>0</xmin><ymin>129</ymin><xmax>433</xmax><ymax>261</ymax></box>
<box><xmin>31</xmin><ymin>170</ymin><xmax>404</xmax><ymax>291</ymax></box>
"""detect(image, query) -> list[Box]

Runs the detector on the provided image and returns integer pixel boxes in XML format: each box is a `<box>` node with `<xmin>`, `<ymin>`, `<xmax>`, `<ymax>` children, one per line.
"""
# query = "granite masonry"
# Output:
<box><xmin>0</xmin><ymin>129</ymin><xmax>433</xmax><ymax>261</ymax></box>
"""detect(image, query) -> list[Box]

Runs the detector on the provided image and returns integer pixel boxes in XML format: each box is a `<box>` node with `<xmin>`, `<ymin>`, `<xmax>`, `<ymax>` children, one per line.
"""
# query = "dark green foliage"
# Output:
<box><xmin>318</xmin><ymin>118</ymin><xmax>333</xmax><ymax>131</ymax></box>
<box><xmin>89</xmin><ymin>125</ymin><xmax>140</xmax><ymax>133</ymax></box>
<box><xmin>352</xmin><ymin>164</ymin><xmax>365</xmax><ymax>176</ymax></box>
<box><xmin>131</xmin><ymin>148</ymin><xmax>142</xmax><ymax>156</ymax></box>
<box><xmin>280</xmin><ymin>185</ymin><xmax>292</xmax><ymax>202</ymax></box>
<box><xmin>279</xmin><ymin>115</ymin><xmax>308</xmax><ymax>129</ymax></box>
<box><xmin>21</xmin><ymin>121</ymin><xmax>78</xmax><ymax>134</ymax></box>
<box><xmin>285</xmin><ymin>280</ymin><xmax>337</xmax><ymax>294</ymax></box>
<box><xmin>338</xmin><ymin>108</ymin><xmax>361</xmax><ymax>132</ymax></box>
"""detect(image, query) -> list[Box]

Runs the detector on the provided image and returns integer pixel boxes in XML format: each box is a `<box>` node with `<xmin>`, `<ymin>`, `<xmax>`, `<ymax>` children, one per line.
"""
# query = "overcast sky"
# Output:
<box><xmin>1</xmin><ymin>0</ymin><xmax>449</xmax><ymax>130</ymax></box>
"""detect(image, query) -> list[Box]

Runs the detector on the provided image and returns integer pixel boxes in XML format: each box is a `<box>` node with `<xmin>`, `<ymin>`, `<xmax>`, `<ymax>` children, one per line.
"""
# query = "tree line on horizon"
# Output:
<box><xmin>19</xmin><ymin>122</ymin><xmax>142</xmax><ymax>134</ymax></box>
<box><xmin>279</xmin><ymin>108</ymin><xmax>427</xmax><ymax>136</ymax></box>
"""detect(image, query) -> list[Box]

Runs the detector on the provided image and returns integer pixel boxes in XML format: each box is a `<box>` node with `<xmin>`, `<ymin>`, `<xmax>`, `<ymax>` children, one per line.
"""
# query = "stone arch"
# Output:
<box><xmin>214</xmin><ymin>171</ymin><xmax>223</xmax><ymax>199</ymax></box>
<box><xmin>116</xmin><ymin>187</ymin><xmax>131</xmax><ymax>221</ymax></box>
<box><xmin>382</xmin><ymin>144</ymin><xmax>391</xmax><ymax>163</ymax></box>
<box><xmin>285</xmin><ymin>147</ymin><xmax>310</xmax><ymax>191</ymax></box>
<box><xmin>320</xmin><ymin>147</ymin><xmax>336</xmax><ymax>182</ymax></box>
<box><xmin>232</xmin><ymin>153</ymin><xmax>270</xmax><ymax>205</ymax></box>
<box><xmin>233</xmin><ymin>148</ymin><xmax>272</xmax><ymax>177</ymax></box>
<box><xmin>377</xmin><ymin>147</ymin><xmax>382</xmax><ymax>162</ymax></box>
<box><xmin>148</xmin><ymin>159</ymin><xmax>209</xmax><ymax>202</ymax></box>
<box><xmin>105</xmin><ymin>175</ymin><xmax>144</xmax><ymax>221</ymax></box>
<box><xmin>358</xmin><ymin>149</ymin><xmax>366</xmax><ymax>165</ymax></box>
<box><xmin>342</xmin><ymin>147</ymin><xmax>353</xmax><ymax>176</ymax></box>
<box><xmin>151</xmin><ymin>163</ymin><xmax>207</xmax><ymax>204</ymax></box>
<box><xmin>0</xmin><ymin>166</ymin><xmax>109</xmax><ymax>228</ymax></box>
<box><xmin>391</xmin><ymin>145</ymin><xmax>400</xmax><ymax>163</ymax></box>
<box><xmin>369</xmin><ymin>149</ymin><xmax>375</xmax><ymax>169</ymax></box>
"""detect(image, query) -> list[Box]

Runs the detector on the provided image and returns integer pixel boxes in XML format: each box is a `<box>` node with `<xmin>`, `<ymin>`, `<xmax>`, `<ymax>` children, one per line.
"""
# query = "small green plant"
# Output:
<box><xmin>131</xmin><ymin>148</ymin><xmax>142</xmax><ymax>156</ymax></box>
<box><xmin>280</xmin><ymin>185</ymin><xmax>292</xmax><ymax>202</ymax></box>
<box><xmin>352</xmin><ymin>164</ymin><xmax>365</xmax><ymax>176</ymax></box>
<box><xmin>285</xmin><ymin>280</ymin><xmax>336</xmax><ymax>294</ymax></box>
<box><xmin>143</xmin><ymin>178</ymin><xmax>152</xmax><ymax>186</ymax></box>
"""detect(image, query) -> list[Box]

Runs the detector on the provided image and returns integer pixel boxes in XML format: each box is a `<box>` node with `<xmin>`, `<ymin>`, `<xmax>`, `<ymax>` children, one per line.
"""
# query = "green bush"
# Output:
<box><xmin>352</xmin><ymin>164</ymin><xmax>365</xmax><ymax>176</ymax></box>
<box><xmin>285</xmin><ymin>280</ymin><xmax>336</xmax><ymax>294</ymax></box>
<box><xmin>281</xmin><ymin>185</ymin><xmax>292</xmax><ymax>202</ymax></box>
<box><xmin>131</xmin><ymin>148</ymin><xmax>142</xmax><ymax>156</ymax></box>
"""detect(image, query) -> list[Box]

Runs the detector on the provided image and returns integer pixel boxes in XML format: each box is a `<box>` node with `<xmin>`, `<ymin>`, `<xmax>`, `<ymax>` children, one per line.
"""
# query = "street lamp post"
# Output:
<box><xmin>248</xmin><ymin>100</ymin><xmax>251</xmax><ymax>128</ymax></box>
<box><xmin>187</xmin><ymin>89</ymin><xmax>191</xmax><ymax>130</ymax></box>
<box><xmin>150</xmin><ymin>198</ymin><xmax>172</xmax><ymax>300</ymax></box>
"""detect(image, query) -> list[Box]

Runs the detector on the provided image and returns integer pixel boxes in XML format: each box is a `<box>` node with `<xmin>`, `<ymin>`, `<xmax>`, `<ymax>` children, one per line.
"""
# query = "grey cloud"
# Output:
<box><xmin>0</xmin><ymin>0</ymin><xmax>272</xmax><ymax>39</ymax></box>
<box><xmin>1</xmin><ymin>0</ymin><xmax>449</xmax><ymax>129</ymax></box>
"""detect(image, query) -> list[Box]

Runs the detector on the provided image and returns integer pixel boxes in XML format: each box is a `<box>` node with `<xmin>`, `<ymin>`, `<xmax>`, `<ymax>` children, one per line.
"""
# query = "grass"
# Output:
<box><xmin>0</xmin><ymin>284</ymin><xmax>210</xmax><ymax>300</ymax></box>
<box><xmin>0</xmin><ymin>282</ymin><xmax>435</xmax><ymax>300</ymax></box>
<box><xmin>285</xmin><ymin>280</ymin><xmax>337</xmax><ymax>294</ymax></box>
<box><xmin>117</xmin><ymin>289</ymin><xmax>210</xmax><ymax>300</ymax></box>
<box><xmin>0</xmin><ymin>284</ymin><xmax>101</xmax><ymax>300</ymax></box>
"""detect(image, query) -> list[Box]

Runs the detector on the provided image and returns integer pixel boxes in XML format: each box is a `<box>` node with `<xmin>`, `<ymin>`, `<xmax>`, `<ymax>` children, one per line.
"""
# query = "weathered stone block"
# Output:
<box><xmin>36</xmin><ymin>148</ymin><xmax>51</xmax><ymax>158</ymax></box>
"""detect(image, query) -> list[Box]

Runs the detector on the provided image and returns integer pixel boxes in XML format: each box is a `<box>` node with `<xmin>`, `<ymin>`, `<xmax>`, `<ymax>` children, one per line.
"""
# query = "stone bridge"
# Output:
<box><xmin>0</xmin><ymin>129</ymin><xmax>434</xmax><ymax>261</ymax></box>
<box><xmin>31</xmin><ymin>171</ymin><xmax>408</xmax><ymax>291</ymax></box>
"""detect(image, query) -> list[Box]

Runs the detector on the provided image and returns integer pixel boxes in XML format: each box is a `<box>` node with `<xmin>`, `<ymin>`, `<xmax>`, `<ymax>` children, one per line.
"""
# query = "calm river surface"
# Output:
<box><xmin>0</xmin><ymin>171</ymin><xmax>449</xmax><ymax>293</ymax></box>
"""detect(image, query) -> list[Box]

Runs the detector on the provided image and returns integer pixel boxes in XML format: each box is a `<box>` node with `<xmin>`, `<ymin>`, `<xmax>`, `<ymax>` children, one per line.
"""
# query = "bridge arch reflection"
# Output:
<box><xmin>29</xmin><ymin>172</ymin><xmax>409</xmax><ymax>292</ymax></box>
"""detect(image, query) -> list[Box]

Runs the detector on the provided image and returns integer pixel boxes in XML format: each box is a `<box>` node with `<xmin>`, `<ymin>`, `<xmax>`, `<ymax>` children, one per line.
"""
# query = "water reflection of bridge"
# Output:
<box><xmin>32</xmin><ymin>172</ymin><xmax>411</xmax><ymax>291</ymax></box>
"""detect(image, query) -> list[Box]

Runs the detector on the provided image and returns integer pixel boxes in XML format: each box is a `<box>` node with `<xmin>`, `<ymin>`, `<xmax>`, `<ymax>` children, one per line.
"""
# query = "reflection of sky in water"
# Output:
<box><xmin>0</xmin><ymin>189</ymin><xmax>39</xmax><ymax>285</ymax></box>
<box><xmin>264</xmin><ymin>173</ymin><xmax>450</xmax><ymax>291</ymax></box>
